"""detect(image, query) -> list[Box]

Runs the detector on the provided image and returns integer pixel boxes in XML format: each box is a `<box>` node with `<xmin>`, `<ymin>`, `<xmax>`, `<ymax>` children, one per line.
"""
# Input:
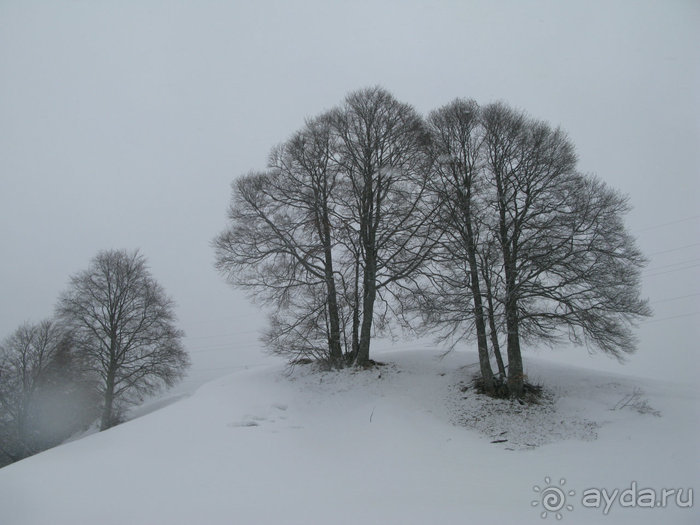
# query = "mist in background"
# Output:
<box><xmin>1</xmin><ymin>0</ymin><xmax>698</xmax><ymax>390</ymax></box>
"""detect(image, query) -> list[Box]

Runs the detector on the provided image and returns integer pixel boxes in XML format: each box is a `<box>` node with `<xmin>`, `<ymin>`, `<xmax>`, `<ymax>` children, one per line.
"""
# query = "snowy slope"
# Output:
<box><xmin>0</xmin><ymin>349</ymin><xmax>697</xmax><ymax>524</ymax></box>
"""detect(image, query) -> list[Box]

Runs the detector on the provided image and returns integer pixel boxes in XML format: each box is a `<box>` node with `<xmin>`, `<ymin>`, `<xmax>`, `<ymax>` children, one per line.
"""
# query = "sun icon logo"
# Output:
<box><xmin>532</xmin><ymin>477</ymin><xmax>575</xmax><ymax>520</ymax></box>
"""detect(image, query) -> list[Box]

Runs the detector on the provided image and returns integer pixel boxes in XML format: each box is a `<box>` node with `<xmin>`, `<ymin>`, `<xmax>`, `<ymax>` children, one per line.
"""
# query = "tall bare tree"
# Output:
<box><xmin>480</xmin><ymin>102</ymin><xmax>651</xmax><ymax>395</ymax></box>
<box><xmin>56</xmin><ymin>250</ymin><xmax>189</xmax><ymax>430</ymax></box>
<box><xmin>214</xmin><ymin>114</ymin><xmax>350</xmax><ymax>364</ymax></box>
<box><xmin>268</xmin><ymin>115</ymin><xmax>346</xmax><ymax>363</ymax></box>
<box><xmin>422</xmin><ymin>98</ymin><xmax>497</xmax><ymax>392</ymax></box>
<box><xmin>331</xmin><ymin>87</ymin><xmax>437</xmax><ymax>365</ymax></box>
<box><xmin>409</xmin><ymin>100</ymin><xmax>649</xmax><ymax>397</ymax></box>
<box><xmin>216</xmin><ymin>88</ymin><xmax>438</xmax><ymax>367</ymax></box>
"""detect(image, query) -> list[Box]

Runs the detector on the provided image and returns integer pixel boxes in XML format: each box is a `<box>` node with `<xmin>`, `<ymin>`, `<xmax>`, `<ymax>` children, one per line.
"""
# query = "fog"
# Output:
<box><xmin>1</xmin><ymin>0</ymin><xmax>698</xmax><ymax>387</ymax></box>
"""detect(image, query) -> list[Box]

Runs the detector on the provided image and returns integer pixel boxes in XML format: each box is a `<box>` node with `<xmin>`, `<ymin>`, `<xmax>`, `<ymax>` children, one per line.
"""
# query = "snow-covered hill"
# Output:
<box><xmin>0</xmin><ymin>349</ymin><xmax>697</xmax><ymax>524</ymax></box>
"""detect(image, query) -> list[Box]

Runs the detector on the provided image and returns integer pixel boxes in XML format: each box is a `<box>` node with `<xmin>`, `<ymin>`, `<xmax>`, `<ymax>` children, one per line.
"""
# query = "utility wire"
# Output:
<box><xmin>636</xmin><ymin>214</ymin><xmax>700</xmax><ymax>233</ymax></box>
<box><xmin>185</xmin><ymin>328</ymin><xmax>261</xmax><ymax>341</ymax></box>
<box><xmin>650</xmin><ymin>292</ymin><xmax>700</xmax><ymax>304</ymax></box>
<box><xmin>643</xmin><ymin>312</ymin><xmax>700</xmax><ymax>324</ymax></box>
<box><xmin>187</xmin><ymin>363</ymin><xmax>269</xmax><ymax>372</ymax></box>
<box><xmin>643</xmin><ymin>262</ymin><xmax>700</xmax><ymax>279</ymax></box>
<box><xmin>647</xmin><ymin>242</ymin><xmax>700</xmax><ymax>257</ymax></box>
<box><xmin>642</xmin><ymin>257</ymin><xmax>700</xmax><ymax>274</ymax></box>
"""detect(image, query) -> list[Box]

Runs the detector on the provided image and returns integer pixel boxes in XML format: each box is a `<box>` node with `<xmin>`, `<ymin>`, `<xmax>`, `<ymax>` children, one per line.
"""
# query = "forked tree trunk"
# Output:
<box><xmin>464</xmin><ymin>219</ymin><xmax>495</xmax><ymax>393</ymax></box>
<box><xmin>320</xmin><ymin>213</ymin><xmax>343</xmax><ymax>364</ymax></box>
<box><xmin>495</xmin><ymin>166</ymin><xmax>525</xmax><ymax>398</ymax></box>
<box><xmin>483</xmin><ymin>270</ymin><xmax>507</xmax><ymax>378</ymax></box>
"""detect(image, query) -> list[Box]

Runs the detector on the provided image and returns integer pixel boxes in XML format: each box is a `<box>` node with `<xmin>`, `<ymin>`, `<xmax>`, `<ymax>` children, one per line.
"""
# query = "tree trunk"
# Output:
<box><xmin>489</xmin><ymin>322</ymin><xmax>507</xmax><ymax>380</ymax></box>
<box><xmin>356</xmin><ymin>169</ymin><xmax>376</xmax><ymax>367</ymax></box>
<box><xmin>321</xmin><ymin>215</ymin><xmax>343</xmax><ymax>364</ymax></box>
<box><xmin>505</xmin><ymin>305</ymin><xmax>524</xmax><ymax>397</ymax></box>
<box><xmin>100</xmin><ymin>369</ymin><xmax>115</xmax><ymax>431</ymax></box>
<box><xmin>470</xmin><ymin>284</ymin><xmax>494</xmax><ymax>392</ymax></box>
<box><xmin>464</xmin><ymin>219</ymin><xmax>494</xmax><ymax>393</ymax></box>
<box><xmin>325</xmin><ymin>276</ymin><xmax>343</xmax><ymax>364</ymax></box>
<box><xmin>503</xmin><ymin>263</ymin><xmax>524</xmax><ymax>397</ymax></box>
<box><xmin>495</xmin><ymin>169</ymin><xmax>524</xmax><ymax>397</ymax></box>
<box><xmin>356</xmin><ymin>253</ymin><xmax>376</xmax><ymax>366</ymax></box>
<box><xmin>483</xmin><ymin>272</ymin><xmax>507</xmax><ymax>378</ymax></box>
<box><xmin>348</xmin><ymin>258</ymin><xmax>361</xmax><ymax>364</ymax></box>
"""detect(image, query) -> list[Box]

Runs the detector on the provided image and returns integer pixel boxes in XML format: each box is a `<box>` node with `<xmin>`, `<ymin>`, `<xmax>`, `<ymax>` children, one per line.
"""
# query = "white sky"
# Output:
<box><xmin>1</xmin><ymin>0</ymin><xmax>698</xmax><ymax>384</ymax></box>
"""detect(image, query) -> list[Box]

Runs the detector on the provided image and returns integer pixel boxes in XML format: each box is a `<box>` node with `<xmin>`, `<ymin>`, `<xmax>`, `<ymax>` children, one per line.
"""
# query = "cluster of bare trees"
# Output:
<box><xmin>1</xmin><ymin>249</ymin><xmax>188</xmax><ymax>466</ymax></box>
<box><xmin>215</xmin><ymin>87</ymin><xmax>650</xmax><ymax>397</ymax></box>
<box><xmin>0</xmin><ymin>320</ymin><xmax>98</xmax><ymax>465</ymax></box>
<box><xmin>413</xmin><ymin>100</ymin><xmax>651</xmax><ymax>395</ymax></box>
<box><xmin>215</xmin><ymin>88</ymin><xmax>439</xmax><ymax>367</ymax></box>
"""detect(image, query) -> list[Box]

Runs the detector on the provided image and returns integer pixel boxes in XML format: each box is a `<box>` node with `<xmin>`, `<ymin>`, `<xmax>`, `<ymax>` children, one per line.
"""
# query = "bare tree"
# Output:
<box><xmin>512</xmin><ymin>173</ymin><xmax>652</xmax><ymax>357</ymax></box>
<box><xmin>331</xmin><ymin>87</ymin><xmax>437</xmax><ymax>365</ymax></box>
<box><xmin>0</xmin><ymin>320</ymin><xmax>61</xmax><ymax>460</ymax></box>
<box><xmin>215</xmin><ymin>90</ymin><xmax>649</xmax><ymax>389</ymax></box>
<box><xmin>215</xmin><ymin>89</ymin><xmax>439</xmax><ymax>367</ymax></box>
<box><xmin>0</xmin><ymin>319</ymin><xmax>95</xmax><ymax>463</ymax></box>
<box><xmin>56</xmin><ymin>249</ymin><xmax>189</xmax><ymax>430</ymax></box>
<box><xmin>214</xmin><ymin>114</ymin><xmax>351</xmax><ymax>365</ymax></box>
<box><xmin>409</xmin><ymin>100</ymin><xmax>650</xmax><ymax>398</ymax></box>
<box><xmin>478</xmin><ymin>234</ymin><xmax>507</xmax><ymax>378</ymax></box>
<box><xmin>480</xmin><ymin>102</ymin><xmax>651</xmax><ymax>395</ymax></box>
<box><xmin>422</xmin><ymin>98</ymin><xmax>497</xmax><ymax>392</ymax></box>
<box><xmin>267</xmin><ymin>115</ymin><xmax>347</xmax><ymax>363</ymax></box>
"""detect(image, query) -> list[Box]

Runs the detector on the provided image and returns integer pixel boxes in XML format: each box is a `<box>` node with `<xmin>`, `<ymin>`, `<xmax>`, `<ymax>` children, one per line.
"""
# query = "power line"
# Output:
<box><xmin>636</xmin><ymin>214</ymin><xmax>700</xmax><ymax>233</ymax></box>
<box><xmin>643</xmin><ymin>262</ymin><xmax>700</xmax><ymax>279</ymax></box>
<box><xmin>187</xmin><ymin>340</ymin><xmax>264</xmax><ymax>354</ymax></box>
<box><xmin>176</xmin><ymin>217</ymin><xmax>700</xmax><ymax>356</ymax></box>
<box><xmin>642</xmin><ymin>257</ymin><xmax>700</xmax><ymax>274</ymax></box>
<box><xmin>643</xmin><ymin>312</ymin><xmax>700</xmax><ymax>324</ymax></box>
<box><xmin>647</xmin><ymin>242</ymin><xmax>700</xmax><ymax>257</ymax></box>
<box><xmin>650</xmin><ymin>292</ymin><xmax>700</xmax><ymax>304</ymax></box>
<box><xmin>187</xmin><ymin>363</ymin><xmax>269</xmax><ymax>372</ymax></box>
<box><xmin>185</xmin><ymin>329</ymin><xmax>261</xmax><ymax>341</ymax></box>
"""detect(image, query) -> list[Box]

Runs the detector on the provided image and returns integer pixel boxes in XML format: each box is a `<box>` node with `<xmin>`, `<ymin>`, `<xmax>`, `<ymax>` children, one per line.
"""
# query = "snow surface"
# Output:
<box><xmin>0</xmin><ymin>349</ymin><xmax>697</xmax><ymax>524</ymax></box>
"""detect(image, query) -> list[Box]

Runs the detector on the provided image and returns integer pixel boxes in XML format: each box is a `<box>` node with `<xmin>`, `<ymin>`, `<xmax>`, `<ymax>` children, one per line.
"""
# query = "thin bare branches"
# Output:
<box><xmin>56</xmin><ymin>249</ymin><xmax>189</xmax><ymax>430</ymax></box>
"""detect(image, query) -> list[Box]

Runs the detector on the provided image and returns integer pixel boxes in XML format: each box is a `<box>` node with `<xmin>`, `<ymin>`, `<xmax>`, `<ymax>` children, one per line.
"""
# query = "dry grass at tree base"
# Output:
<box><xmin>289</xmin><ymin>356</ymin><xmax>389</xmax><ymax>371</ymax></box>
<box><xmin>471</xmin><ymin>374</ymin><xmax>544</xmax><ymax>403</ymax></box>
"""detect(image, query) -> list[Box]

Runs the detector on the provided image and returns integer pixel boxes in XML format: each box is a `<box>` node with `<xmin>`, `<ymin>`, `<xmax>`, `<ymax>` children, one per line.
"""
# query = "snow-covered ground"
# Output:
<box><xmin>0</xmin><ymin>348</ymin><xmax>697</xmax><ymax>524</ymax></box>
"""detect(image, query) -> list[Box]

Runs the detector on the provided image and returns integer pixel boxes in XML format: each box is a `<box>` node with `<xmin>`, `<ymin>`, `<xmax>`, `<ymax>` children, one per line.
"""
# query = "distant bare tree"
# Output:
<box><xmin>0</xmin><ymin>319</ymin><xmax>97</xmax><ymax>464</ymax></box>
<box><xmin>56</xmin><ymin>250</ymin><xmax>189</xmax><ymax>430</ymax></box>
<box><xmin>0</xmin><ymin>320</ymin><xmax>64</xmax><ymax>460</ymax></box>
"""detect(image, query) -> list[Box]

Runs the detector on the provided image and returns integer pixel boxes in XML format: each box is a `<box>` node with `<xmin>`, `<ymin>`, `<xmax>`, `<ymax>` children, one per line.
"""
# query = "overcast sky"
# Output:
<box><xmin>1</xmin><ymin>0</ymin><xmax>698</xmax><ymax>386</ymax></box>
